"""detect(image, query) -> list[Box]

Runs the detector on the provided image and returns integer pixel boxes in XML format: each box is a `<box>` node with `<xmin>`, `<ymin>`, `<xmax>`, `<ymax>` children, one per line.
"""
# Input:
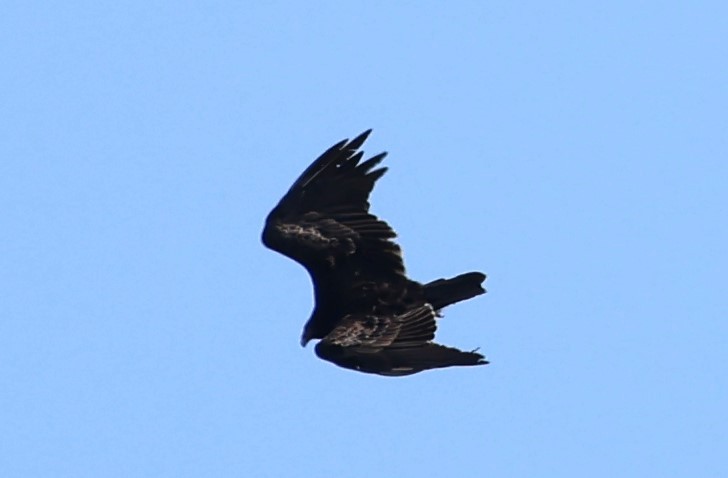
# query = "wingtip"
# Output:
<box><xmin>345</xmin><ymin>129</ymin><xmax>373</xmax><ymax>151</ymax></box>
<box><xmin>469</xmin><ymin>347</ymin><xmax>489</xmax><ymax>365</ymax></box>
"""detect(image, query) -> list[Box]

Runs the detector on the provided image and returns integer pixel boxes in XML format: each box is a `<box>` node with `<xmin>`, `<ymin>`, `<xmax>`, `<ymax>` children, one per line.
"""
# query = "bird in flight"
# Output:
<box><xmin>262</xmin><ymin>130</ymin><xmax>488</xmax><ymax>376</ymax></box>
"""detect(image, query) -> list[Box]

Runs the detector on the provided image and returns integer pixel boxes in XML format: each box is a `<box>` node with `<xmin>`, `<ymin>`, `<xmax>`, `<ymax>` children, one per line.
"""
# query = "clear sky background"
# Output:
<box><xmin>2</xmin><ymin>2</ymin><xmax>726</xmax><ymax>477</ymax></box>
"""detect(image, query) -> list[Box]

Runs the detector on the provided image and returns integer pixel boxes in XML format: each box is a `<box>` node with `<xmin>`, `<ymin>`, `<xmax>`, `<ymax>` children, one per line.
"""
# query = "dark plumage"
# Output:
<box><xmin>262</xmin><ymin>130</ymin><xmax>488</xmax><ymax>376</ymax></box>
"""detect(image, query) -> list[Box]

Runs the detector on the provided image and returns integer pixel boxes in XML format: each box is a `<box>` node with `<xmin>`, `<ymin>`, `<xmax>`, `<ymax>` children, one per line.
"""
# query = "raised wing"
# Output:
<box><xmin>314</xmin><ymin>305</ymin><xmax>487</xmax><ymax>376</ymax></box>
<box><xmin>262</xmin><ymin>130</ymin><xmax>405</xmax><ymax>280</ymax></box>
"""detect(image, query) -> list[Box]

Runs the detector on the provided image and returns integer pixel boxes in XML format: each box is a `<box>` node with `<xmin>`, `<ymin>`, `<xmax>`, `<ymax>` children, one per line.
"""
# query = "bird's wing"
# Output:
<box><xmin>262</xmin><ymin>130</ymin><xmax>405</xmax><ymax>280</ymax></box>
<box><xmin>314</xmin><ymin>305</ymin><xmax>487</xmax><ymax>376</ymax></box>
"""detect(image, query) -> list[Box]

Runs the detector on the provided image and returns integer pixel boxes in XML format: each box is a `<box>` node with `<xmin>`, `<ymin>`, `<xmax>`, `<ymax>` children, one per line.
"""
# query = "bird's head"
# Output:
<box><xmin>300</xmin><ymin>323</ymin><xmax>315</xmax><ymax>347</ymax></box>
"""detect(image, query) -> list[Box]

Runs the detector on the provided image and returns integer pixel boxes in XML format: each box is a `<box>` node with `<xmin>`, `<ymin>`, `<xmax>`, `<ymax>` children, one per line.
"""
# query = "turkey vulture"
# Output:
<box><xmin>262</xmin><ymin>130</ymin><xmax>488</xmax><ymax>376</ymax></box>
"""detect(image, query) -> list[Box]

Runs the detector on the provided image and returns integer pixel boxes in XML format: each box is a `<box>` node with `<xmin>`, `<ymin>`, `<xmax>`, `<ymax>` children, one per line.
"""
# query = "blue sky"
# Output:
<box><xmin>2</xmin><ymin>2</ymin><xmax>726</xmax><ymax>476</ymax></box>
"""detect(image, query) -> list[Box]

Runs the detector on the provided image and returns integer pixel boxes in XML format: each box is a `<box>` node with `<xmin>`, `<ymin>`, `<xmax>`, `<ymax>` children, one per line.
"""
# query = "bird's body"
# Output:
<box><xmin>262</xmin><ymin>130</ymin><xmax>488</xmax><ymax>376</ymax></box>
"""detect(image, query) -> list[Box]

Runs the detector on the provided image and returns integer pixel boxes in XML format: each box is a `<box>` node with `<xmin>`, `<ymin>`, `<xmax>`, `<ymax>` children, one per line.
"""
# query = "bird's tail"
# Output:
<box><xmin>423</xmin><ymin>272</ymin><xmax>487</xmax><ymax>310</ymax></box>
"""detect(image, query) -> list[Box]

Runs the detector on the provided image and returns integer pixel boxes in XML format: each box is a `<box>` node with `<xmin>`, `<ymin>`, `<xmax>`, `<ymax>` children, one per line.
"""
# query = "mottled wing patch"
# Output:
<box><xmin>391</xmin><ymin>304</ymin><xmax>437</xmax><ymax>346</ymax></box>
<box><xmin>322</xmin><ymin>304</ymin><xmax>438</xmax><ymax>350</ymax></box>
<box><xmin>325</xmin><ymin>314</ymin><xmax>401</xmax><ymax>348</ymax></box>
<box><xmin>275</xmin><ymin>214</ymin><xmax>357</xmax><ymax>256</ymax></box>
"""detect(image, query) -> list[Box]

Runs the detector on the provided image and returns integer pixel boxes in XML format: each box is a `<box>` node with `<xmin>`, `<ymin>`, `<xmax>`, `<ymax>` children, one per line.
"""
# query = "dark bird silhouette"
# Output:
<box><xmin>262</xmin><ymin>130</ymin><xmax>488</xmax><ymax>376</ymax></box>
